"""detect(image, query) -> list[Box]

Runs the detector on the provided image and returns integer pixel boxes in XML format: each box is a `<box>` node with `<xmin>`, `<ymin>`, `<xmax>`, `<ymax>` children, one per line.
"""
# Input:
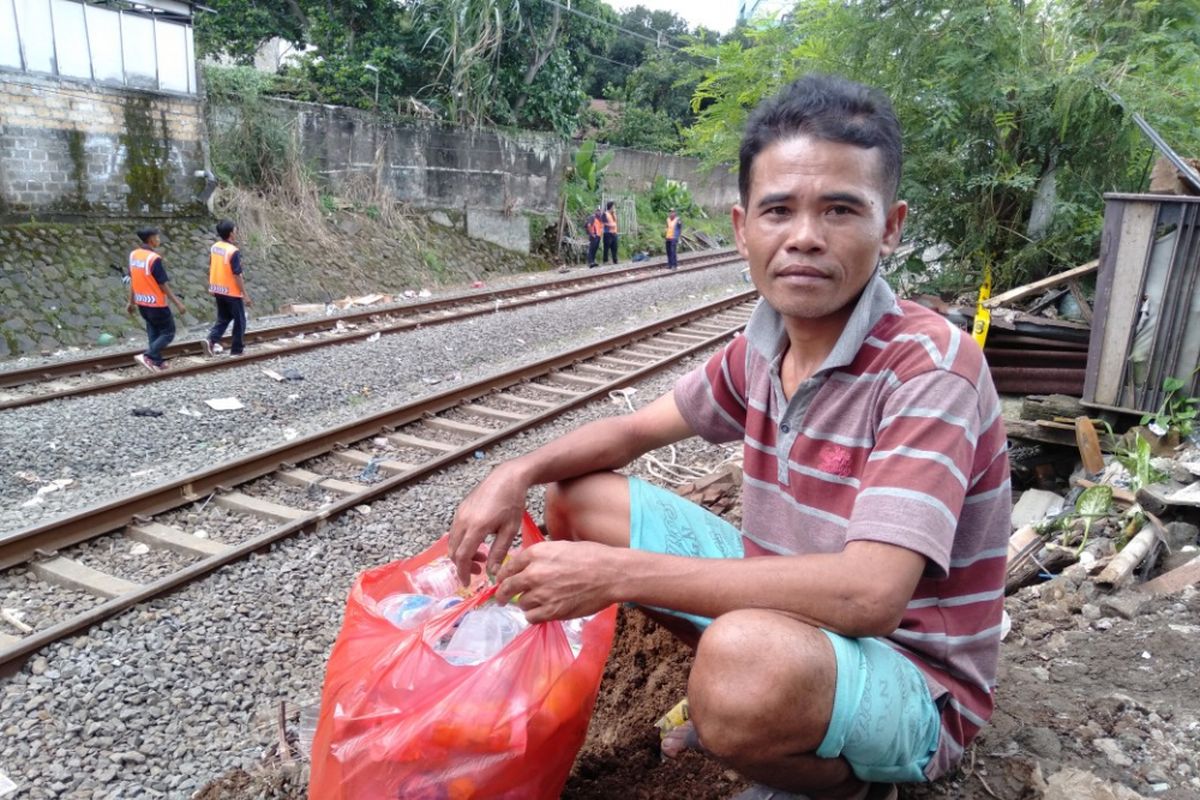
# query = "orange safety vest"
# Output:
<box><xmin>588</xmin><ymin>216</ymin><xmax>604</xmax><ymax>237</ymax></box>
<box><xmin>665</xmin><ymin>217</ymin><xmax>680</xmax><ymax>240</ymax></box>
<box><xmin>129</xmin><ymin>248</ymin><xmax>166</xmax><ymax>307</ymax></box>
<box><xmin>603</xmin><ymin>210</ymin><xmax>619</xmax><ymax>234</ymax></box>
<box><xmin>208</xmin><ymin>240</ymin><xmax>242</xmax><ymax>297</ymax></box>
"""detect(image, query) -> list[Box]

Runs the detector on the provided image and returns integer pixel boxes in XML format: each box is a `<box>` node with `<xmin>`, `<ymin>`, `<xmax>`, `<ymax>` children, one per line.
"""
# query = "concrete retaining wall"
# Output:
<box><xmin>603</xmin><ymin>146</ymin><xmax>739</xmax><ymax>212</ymax></box>
<box><xmin>0</xmin><ymin>72</ymin><xmax>207</xmax><ymax>220</ymax></box>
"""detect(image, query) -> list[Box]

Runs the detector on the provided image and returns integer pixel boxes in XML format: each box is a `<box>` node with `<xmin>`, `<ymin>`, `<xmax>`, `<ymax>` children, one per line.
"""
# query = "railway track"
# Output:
<box><xmin>0</xmin><ymin>289</ymin><xmax>757</xmax><ymax>670</ymax></box>
<box><xmin>0</xmin><ymin>249</ymin><xmax>741</xmax><ymax>410</ymax></box>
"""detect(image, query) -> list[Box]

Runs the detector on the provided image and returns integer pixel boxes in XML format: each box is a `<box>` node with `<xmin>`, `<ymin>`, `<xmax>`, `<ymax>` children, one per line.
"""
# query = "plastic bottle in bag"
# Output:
<box><xmin>409</xmin><ymin>557</ymin><xmax>462</xmax><ymax>598</ymax></box>
<box><xmin>438</xmin><ymin>605</ymin><xmax>530</xmax><ymax>665</ymax></box>
<box><xmin>377</xmin><ymin>594</ymin><xmax>437</xmax><ymax>629</ymax></box>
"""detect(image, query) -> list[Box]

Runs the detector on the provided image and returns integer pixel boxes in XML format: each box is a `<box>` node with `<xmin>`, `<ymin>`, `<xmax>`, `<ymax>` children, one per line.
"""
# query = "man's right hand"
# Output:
<box><xmin>447</xmin><ymin>462</ymin><xmax>530</xmax><ymax>585</ymax></box>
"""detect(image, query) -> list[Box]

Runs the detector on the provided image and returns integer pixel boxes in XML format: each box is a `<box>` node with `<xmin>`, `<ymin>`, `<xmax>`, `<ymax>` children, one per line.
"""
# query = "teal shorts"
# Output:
<box><xmin>627</xmin><ymin>476</ymin><xmax>941</xmax><ymax>784</ymax></box>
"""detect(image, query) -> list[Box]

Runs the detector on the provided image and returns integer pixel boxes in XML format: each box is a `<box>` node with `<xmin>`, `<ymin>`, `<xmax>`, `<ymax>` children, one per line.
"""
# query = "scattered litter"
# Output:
<box><xmin>13</xmin><ymin>471</ymin><xmax>40</xmax><ymax>484</ymax></box>
<box><xmin>335</xmin><ymin>320</ymin><xmax>347</xmax><ymax>331</ymax></box>
<box><xmin>354</xmin><ymin>504</ymin><xmax>372</xmax><ymax>516</ymax></box>
<box><xmin>536</xmin><ymin>290</ymin><xmax>550</xmax><ymax>297</ymax></box>
<box><xmin>357</xmin><ymin>458</ymin><xmax>381</xmax><ymax>482</ymax></box>
<box><xmin>365</xmin><ymin>332</ymin><xmax>381</xmax><ymax>343</ymax></box>
<box><xmin>194</xmin><ymin>529</ymin><xmax>210</xmax><ymax>539</ymax></box>
<box><xmin>287</xmin><ymin>394</ymin><xmax>300</xmax><ymax>401</ymax></box>
<box><xmin>177</xmin><ymin>406</ymin><xmax>202</xmax><ymax>418</ymax></box>
<box><xmin>421</xmin><ymin>376</ymin><xmax>441</xmax><ymax>385</ymax></box>
<box><xmin>402</xmin><ymin>290</ymin><xmax>417</xmax><ymax>299</ymax></box>
<box><xmin>372</xmin><ymin>437</ymin><xmax>391</xmax><ymax>449</ymax></box>
<box><xmin>473</xmin><ymin>450</ymin><xmax>486</xmax><ymax>460</ymax></box>
<box><xmin>129</xmin><ymin>469</ymin><xmax>154</xmax><ymax>478</ymax></box>
<box><xmin>470</xmin><ymin>280</ymin><xmax>485</xmax><ymax>289</ymax></box>
<box><xmin>1</xmin><ymin>608</ymin><xmax>33</xmax><ymax>634</ymax></box>
<box><xmin>418</xmin><ymin>289</ymin><xmax>432</xmax><ymax>298</ymax></box>
<box><xmin>21</xmin><ymin>478</ymin><xmax>75</xmax><ymax>507</ymax></box>
<box><xmin>129</xmin><ymin>543</ymin><xmax>150</xmax><ymax>556</ymax></box>
<box><xmin>283</xmin><ymin>428</ymin><xmax>299</xmax><ymax>441</ymax></box>
<box><xmin>0</xmin><ymin>769</ymin><xmax>16</xmax><ymax>797</ymax></box>
<box><xmin>262</xmin><ymin>368</ymin><xmax>286</xmax><ymax>382</ymax></box>
<box><xmin>1141</xmin><ymin>651</ymin><xmax>1152</xmax><ymax>659</ymax></box>
<box><xmin>282</xmin><ymin>368</ymin><xmax>304</xmax><ymax>382</ymax></box>
<box><xmin>205</xmin><ymin>397</ymin><xmax>245</xmax><ymax>411</ymax></box>
<box><xmin>131</xmin><ymin>407</ymin><xmax>163</xmax><ymax>417</ymax></box>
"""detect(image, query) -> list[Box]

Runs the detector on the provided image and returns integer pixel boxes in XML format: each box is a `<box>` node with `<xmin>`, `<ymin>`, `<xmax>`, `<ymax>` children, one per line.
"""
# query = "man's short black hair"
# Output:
<box><xmin>216</xmin><ymin>219</ymin><xmax>236</xmax><ymax>240</ymax></box>
<box><xmin>605</xmin><ymin>201</ymin><xmax>614</xmax><ymax>210</ymax></box>
<box><xmin>136</xmin><ymin>226</ymin><xmax>159</xmax><ymax>243</ymax></box>
<box><xmin>738</xmin><ymin>74</ymin><xmax>902</xmax><ymax>206</ymax></box>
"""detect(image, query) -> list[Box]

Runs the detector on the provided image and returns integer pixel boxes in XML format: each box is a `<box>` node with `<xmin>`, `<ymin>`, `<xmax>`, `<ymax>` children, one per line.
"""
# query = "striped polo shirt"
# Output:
<box><xmin>674</xmin><ymin>274</ymin><xmax>1011</xmax><ymax>779</ymax></box>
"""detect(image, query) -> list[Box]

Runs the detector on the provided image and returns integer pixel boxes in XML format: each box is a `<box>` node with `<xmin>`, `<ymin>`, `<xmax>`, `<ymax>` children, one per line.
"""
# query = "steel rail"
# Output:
<box><xmin>0</xmin><ymin>251</ymin><xmax>744</xmax><ymax>410</ymax></box>
<box><xmin>0</xmin><ymin>289</ymin><xmax>756</xmax><ymax>669</ymax></box>
<box><xmin>0</xmin><ymin>248</ymin><xmax>737</xmax><ymax>388</ymax></box>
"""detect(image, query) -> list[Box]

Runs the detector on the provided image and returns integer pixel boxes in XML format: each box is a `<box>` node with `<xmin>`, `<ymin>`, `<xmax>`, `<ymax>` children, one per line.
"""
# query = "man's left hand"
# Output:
<box><xmin>495</xmin><ymin>540</ymin><xmax>619</xmax><ymax>623</ymax></box>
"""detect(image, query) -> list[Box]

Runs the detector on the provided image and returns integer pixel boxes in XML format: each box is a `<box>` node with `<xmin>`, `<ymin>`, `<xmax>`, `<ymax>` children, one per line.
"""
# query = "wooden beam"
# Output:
<box><xmin>126</xmin><ymin>522</ymin><xmax>231</xmax><ymax>558</ymax></box>
<box><xmin>275</xmin><ymin>468</ymin><xmax>366</xmax><ymax>495</ymax></box>
<box><xmin>424</xmin><ymin>417</ymin><xmax>495</xmax><ymax>437</ymax></box>
<box><xmin>211</xmin><ymin>492</ymin><xmax>308</xmax><ymax>522</ymax></box>
<box><xmin>31</xmin><ymin>557</ymin><xmax>142</xmax><ymax>598</ymax></box>
<box><xmin>459</xmin><ymin>403</ymin><xmax>528</xmax><ymax>423</ymax></box>
<box><xmin>385</xmin><ymin>431</ymin><xmax>457</xmax><ymax>453</ymax></box>
<box><xmin>492</xmin><ymin>392</ymin><xmax>556</xmax><ymax>410</ymax></box>
<box><xmin>983</xmin><ymin>260</ymin><xmax>1098</xmax><ymax>308</ymax></box>
<box><xmin>331</xmin><ymin>449</ymin><xmax>416</xmax><ymax>473</ymax></box>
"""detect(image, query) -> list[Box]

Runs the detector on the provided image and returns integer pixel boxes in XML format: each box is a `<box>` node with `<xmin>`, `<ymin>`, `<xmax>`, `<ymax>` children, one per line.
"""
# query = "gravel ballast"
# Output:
<box><xmin>0</xmin><ymin>347</ymin><xmax>739</xmax><ymax>798</ymax></box>
<box><xmin>0</xmin><ymin>262</ymin><xmax>748</xmax><ymax>535</ymax></box>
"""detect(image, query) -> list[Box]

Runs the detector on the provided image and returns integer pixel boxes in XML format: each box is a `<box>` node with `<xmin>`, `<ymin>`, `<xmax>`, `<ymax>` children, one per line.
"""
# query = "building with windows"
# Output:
<box><xmin>0</xmin><ymin>1</ymin><xmax>207</xmax><ymax>219</ymax></box>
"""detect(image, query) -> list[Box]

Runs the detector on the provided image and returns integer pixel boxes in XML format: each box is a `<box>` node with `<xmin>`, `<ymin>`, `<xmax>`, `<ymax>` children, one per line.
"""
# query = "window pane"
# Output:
<box><xmin>120</xmin><ymin>12</ymin><xmax>155</xmax><ymax>89</ymax></box>
<box><xmin>50</xmin><ymin>0</ymin><xmax>89</xmax><ymax>79</ymax></box>
<box><xmin>185</xmin><ymin>24</ymin><xmax>195</xmax><ymax>93</ymax></box>
<box><xmin>85</xmin><ymin>4</ymin><xmax>122</xmax><ymax>84</ymax></box>
<box><xmin>154</xmin><ymin>19</ymin><xmax>186</xmax><ymax>92</ymax></box>
<box><xmin>0</xmin><ymin>0</ymin><xmax>22</xmax><ymax>69</ymax></box>
<box><xmin>13</xmin><ymin>0</ymin><xmax>53</xmax><ymax>73</ymax></box>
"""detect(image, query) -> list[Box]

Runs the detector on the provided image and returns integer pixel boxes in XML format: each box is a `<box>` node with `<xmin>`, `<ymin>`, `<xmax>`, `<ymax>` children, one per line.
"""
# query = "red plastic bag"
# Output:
<box><xmin>309</xmin><ymin>513</ymin><xmax>617</xmax><ymax>799</ymax></box>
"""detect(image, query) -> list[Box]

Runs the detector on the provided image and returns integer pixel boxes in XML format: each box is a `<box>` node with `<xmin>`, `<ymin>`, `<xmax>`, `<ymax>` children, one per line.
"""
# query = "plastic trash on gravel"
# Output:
<box><xmin>309</xmin><ymin>513</ymin><xmax>617</xmax><ymax>800</ymax></box>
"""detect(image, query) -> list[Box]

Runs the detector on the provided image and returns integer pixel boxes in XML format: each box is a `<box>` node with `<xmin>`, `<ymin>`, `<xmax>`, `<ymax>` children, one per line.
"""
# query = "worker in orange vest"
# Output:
<box><xmin>602</xmin><ymin>200</ymin><xmax>619</xmax><ymax>265</ymax></box>
<box><xmin>202</xmin><ymin>218</ymin><xmax>252</xmax><ymax>357</ymax></box>
<box><xmin>586</xmin><ymin>208</ymin><xmax>604</xmax><ymax>268</ymax></box>
<box><xmin>664</xmin><ymin>208</ymin><xmax>683</xmax><ymax>269</ymax></box>
<box><xmin>126</xmin><ymin>226</ymin><xmax>187</xmax><ymax>371</ymax></box>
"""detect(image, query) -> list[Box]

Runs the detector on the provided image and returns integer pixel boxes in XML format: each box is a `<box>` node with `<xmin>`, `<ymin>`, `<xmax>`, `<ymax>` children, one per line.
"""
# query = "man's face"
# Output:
<box><xmin>147</xmin><ymin>233</ymin><xmax>160</xmax><ymax>248</ymax></box>
<box><xmin>732</xmin><ymin>135</ymin><xmax>906</xmax><ymax>322</ymax></box>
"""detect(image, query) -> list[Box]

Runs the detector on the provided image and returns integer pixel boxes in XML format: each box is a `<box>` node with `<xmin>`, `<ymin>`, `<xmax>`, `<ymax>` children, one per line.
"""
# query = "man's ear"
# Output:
<box><xmin>731</xmin><ymin>204</ymin><xmax>750</xmax><ymax>261</ymax></box>
<box><xmin>879</xmin><ymin>201</ymin><xmax>908</xmax><ymax>257</ymax></box>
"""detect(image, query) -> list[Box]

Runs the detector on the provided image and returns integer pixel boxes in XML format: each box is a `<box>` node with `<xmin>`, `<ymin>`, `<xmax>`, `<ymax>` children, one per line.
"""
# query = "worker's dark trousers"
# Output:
<box><xmin>587</xmin><ymin>236</ymin><xmax>600</xmax><ymax>266</ymax></box>
<box><xmin>665</xmin><ymin>238</ymin><xmax>678</xmax><ymax>268</ymax></box>
<box><xmin>603</xmin><ymin>233</ymin><xmax>618</xmax><ymax>264</ymax></box>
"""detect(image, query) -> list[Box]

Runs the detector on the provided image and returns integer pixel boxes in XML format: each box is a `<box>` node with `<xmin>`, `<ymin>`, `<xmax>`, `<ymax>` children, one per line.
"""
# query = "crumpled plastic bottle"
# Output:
<box><xmin>438</xmin><ymin>605</ymin><xmax>530</xmax><ymax>666</ymax></box>
<box><xmin>377</xmin><ymin>594</ymin><xmax>436</xmax><ymax>629</ymax></box>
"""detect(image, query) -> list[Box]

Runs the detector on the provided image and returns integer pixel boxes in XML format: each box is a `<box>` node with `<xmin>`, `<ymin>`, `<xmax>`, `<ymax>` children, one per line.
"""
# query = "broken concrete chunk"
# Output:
<box><xmin>1011</xmin><ymin>488</ymin><xmax>1065</xmax><ymax>529</ymax></box>
<box><xmin>1099</xmin><ymin>593</ymin><xmax>1148</xmax><ymax>620</ymax></box>
<box><xmin>1042</xmin><ymin>766</ymin><xmax>1148</xmax><ymax>799</ymax></box>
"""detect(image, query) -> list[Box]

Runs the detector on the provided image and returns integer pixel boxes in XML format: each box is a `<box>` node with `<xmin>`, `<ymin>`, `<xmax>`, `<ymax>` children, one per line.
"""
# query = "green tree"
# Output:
<box><xmin>683</xmin><ymin>0</ymin><xmax>1200</xmax><ymax>291</ymax></box>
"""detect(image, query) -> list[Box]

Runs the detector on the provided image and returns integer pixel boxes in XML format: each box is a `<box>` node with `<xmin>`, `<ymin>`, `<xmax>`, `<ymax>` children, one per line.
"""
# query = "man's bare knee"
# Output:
<box><xmin>542</xmin><ymin>472</ymin><xmax>631</xmax><ymax>548</ymax></box>
<box><xmin>689</xmin><ymin>610</ymin><xmax>835</xmax><ymax>763</ymax></box>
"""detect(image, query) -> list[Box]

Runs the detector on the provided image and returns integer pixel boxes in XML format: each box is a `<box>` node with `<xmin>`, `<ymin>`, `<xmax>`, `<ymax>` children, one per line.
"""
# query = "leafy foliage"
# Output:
<box><xmin>682</xmin><ymin>0</ymin><xmax>1200</xmax><ymax>292</ymax></box>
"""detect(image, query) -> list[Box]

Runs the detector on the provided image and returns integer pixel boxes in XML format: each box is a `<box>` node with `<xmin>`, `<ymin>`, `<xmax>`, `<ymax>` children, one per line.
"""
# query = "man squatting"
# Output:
<box><xmin>448</xmin><ymin>74</ymin><xmax>1009</xmax><ymax>800</ymax></box>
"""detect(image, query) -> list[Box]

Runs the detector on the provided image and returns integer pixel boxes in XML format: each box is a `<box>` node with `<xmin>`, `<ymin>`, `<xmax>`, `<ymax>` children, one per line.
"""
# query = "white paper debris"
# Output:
<box><xmin>355</xmin><ymin>504</ymin><xmax>372</xmax><ymax>516</ymax></box>
<box><xmin>129</xmin><ymin>543</ymin><xmax>151</xmax><ymax>556</ymax></box>
<box><xmin>283</xmin><ymin>428</ymin><xmax>299</xmax><ymax>441</ymax></box>
<box><xmin>418</xmin><ymin>289</ymin><xmax>432</xmax><ymax>298</ymax></box>
<box><xmin>205</xmin><ymin>397</ymin><xmax>245</xmax><ymax>411</ymax></box>
<box><xmin>194</xmin><ymin>529</ymin><xmax>210</xmax><ymax>539</ymax></box>
<box><xmin>178</xmin><ymin>406</ymin><xmax>202</xmax><ymax>418</ymax></box>
<box><xmin>366</xmin><ymin>332</ymin><xmax>381</xmax><ymax>342</ymax></box>
<box><xmin>0</xmin><ymin>769</ymin><xmax>17</xmax><ymax>797</ymax></box>
<box><xmin>262</xmin><ymin>368</ymin><xmax>286</xmax><ymax>382</ymax></box>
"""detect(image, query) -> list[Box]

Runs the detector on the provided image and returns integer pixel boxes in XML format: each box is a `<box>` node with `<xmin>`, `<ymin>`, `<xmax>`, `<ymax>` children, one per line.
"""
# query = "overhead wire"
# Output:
<box><xmin>535</xmin><ymin>0</ymin><xmax>718</xmax><ymax>62</ymax></box>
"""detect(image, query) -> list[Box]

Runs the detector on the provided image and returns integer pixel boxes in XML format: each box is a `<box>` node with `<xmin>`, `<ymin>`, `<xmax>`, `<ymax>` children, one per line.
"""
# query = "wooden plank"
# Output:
<box><xmin>1005</xmin><ymin>418</ymin><xmax>1077</xmax><ymax>447</ymax></box>
<box><xmin>126</xmin><ymin>522</ymin><xmax>231</xmax><ymax>557</ymax></box>
<box><xmin>551</xmin><ymin>373</ymin><xmax>607</xmax><ymax>389</ymax></box>
<box><xmin>632</xmin><ymin>343</ymin><xmax>679</xmax><ymax>355</ymax></box>
<box><xmin>31</xmin><ymin>557</ymin><xmax>142</xmax><ymax>598</ymax></box>
<box><xmin>574</xmin><ymin>364</ymin><xmax>628</xmax><ymax>379</ymax></box>
<box><xmin>1093</xmin><ymin>202</ymin><xmax>1157</xmax><ymax>406</ymax></box>
<box><xmin>386</xmin><ymin>431</ymin><xmax>457</xmax><ymax>453</ymax></box>
<box><xmin>982</xmin><ymin>260</ymin><xmax>1098</xmax><ymax>308</ymax></box>
<box><xmin>596</xmin><ymin>355</ymin><xmax>650</xmax><ymax>368</ymax></box>
<box><xmin>1085</xmin><ymin>202</ymin><xmax>1125</xmax><ymax>404</ymax></box>
<box><xmin>212</xmin><ymin>492</ymin><xmax>308</xmax><ymax>522</ymax></box>
<box><xmin>425</xmin><ymin>417</ymin><xmax>495</xmax><ymax>437</ymax></box>
<box><xmin>493</xmin><ymin>392</ymin><xmax>556</xmax><ymax>410</ymax></box>
<box><xmin>1067</xmin><ymin>280</ymin><xmax>1093</xmax><ymax>323</ymax></box>
<box><xmin>460</xmin><ymin>403</ymin><xmax>528</xmax><ymax>423</ymax></box>
<box><xmin>331</xmin><ymin>449</ymin><xmax>416</xmax><ymax>473</ymax></box>
<box><xmin>659</xmin><ymin>331</ymin><xmax>709</xmax><ymax>343</ymax></box>
<box><xmin>1074</xmin><ymin>416</ymin><xmax>1106</xmax><ymax>474</ymax></box>
<box><xmin>1137</xmin><ymin>555</ymin><xmax>1200</xmax><ymax>596</ymax></box>
<box><xmin>527</xmin><ymin>383</ymin><xmax>583</xmax><ymax>398</ymax></box>
<box><xmin>276</xmin><ymin>469</ymin><xmax>366</xmax><ymax>495</ymax></box>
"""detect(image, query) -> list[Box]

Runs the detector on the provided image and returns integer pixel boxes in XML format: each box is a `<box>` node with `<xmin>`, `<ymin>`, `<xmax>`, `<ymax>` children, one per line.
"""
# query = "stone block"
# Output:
<box><xmin>465</xmin><ymin>208</ymin><xmax>530</xmax><ymax>254</ymax></box>
<box><xmin>1011</xmin><ymin>489</ymin><xmax>1065</xmax><ymax>528</ymax></box>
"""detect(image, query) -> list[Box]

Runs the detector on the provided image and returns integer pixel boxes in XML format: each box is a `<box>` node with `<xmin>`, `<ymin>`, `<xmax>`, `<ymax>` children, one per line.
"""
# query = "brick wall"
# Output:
<box><xmin>0</xmin><ymin>72</ymin><xmax>207</xmax><ymax>220</ymax></box>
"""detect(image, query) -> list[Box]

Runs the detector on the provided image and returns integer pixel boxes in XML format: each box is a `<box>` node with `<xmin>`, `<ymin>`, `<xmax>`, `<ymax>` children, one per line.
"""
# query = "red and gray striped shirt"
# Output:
<box><xmin>674</xmin><ymin>275</ymin><xmax>1010</xmax><ymax>779</ymax></box>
